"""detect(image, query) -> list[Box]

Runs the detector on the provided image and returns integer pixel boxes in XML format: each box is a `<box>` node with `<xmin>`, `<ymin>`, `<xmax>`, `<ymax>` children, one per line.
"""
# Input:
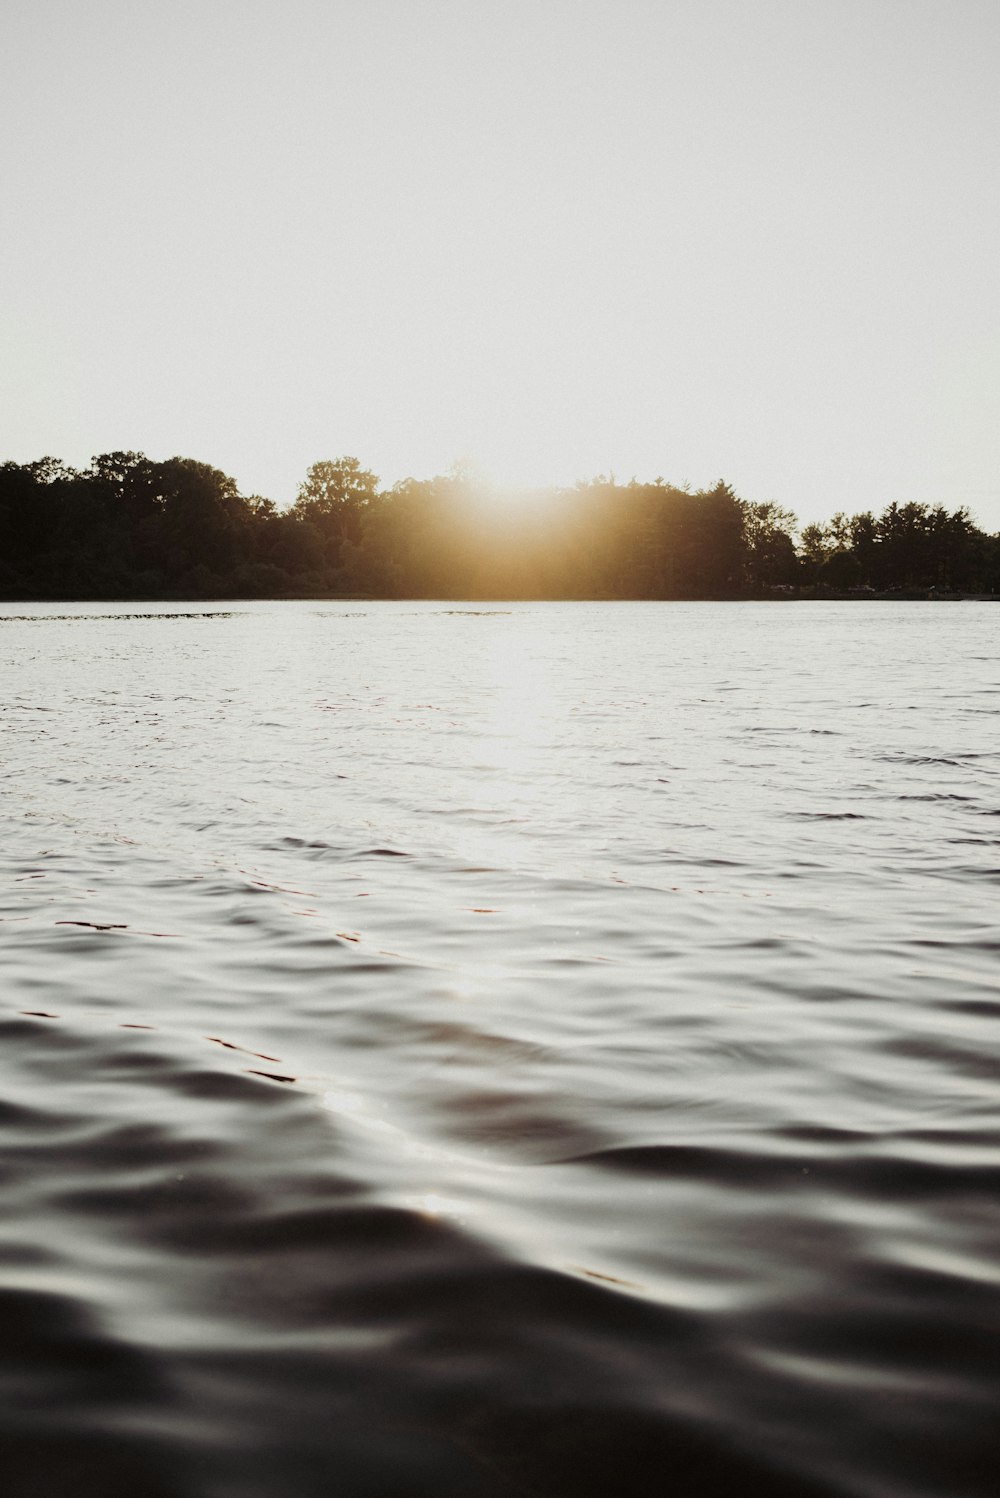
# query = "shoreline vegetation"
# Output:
<box><xmin>2</xmin><ymin>452</ymin><xmax>998</xmax><ymax>602</ymax></box>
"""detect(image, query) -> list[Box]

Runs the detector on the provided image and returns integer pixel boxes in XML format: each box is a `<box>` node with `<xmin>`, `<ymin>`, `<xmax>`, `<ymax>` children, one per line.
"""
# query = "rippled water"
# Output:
<box><xmin>2</xmin><ymin>600</ymin><xmax>998</xmax><ymax>1498</ymax></box>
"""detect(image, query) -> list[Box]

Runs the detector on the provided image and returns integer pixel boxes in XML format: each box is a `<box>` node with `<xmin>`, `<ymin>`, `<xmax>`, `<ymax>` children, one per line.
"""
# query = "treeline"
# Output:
<box><xmin>1</xmin><ymin>451</ymin><xmax>997</xmax><ymax>599</ymax></box>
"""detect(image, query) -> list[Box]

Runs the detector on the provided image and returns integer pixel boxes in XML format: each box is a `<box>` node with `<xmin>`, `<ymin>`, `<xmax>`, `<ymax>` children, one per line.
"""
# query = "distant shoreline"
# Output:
<box><xmin>2</xmin><ymin>591</ymin><xmax>997</xmax><ymax>606</ymax></box>
<box><xmin>4</xmin><ymin>456</ymin><xmax>997</xmax><ymax>600</ymax></box>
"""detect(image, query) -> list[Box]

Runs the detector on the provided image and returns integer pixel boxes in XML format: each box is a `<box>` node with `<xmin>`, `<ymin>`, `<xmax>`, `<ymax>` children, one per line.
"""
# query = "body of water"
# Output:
<box><xmin>1</xmin><ymin>600</ymin><xmax>998</xmax><ymax>1497</ymax></box>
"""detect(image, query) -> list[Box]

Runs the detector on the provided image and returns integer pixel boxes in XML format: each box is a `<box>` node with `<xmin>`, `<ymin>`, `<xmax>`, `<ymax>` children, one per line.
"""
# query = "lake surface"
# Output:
<box><xmin>1</xmin><ymin>599</ymin><xmax>998</xmax><ymax>1498</ymax></box>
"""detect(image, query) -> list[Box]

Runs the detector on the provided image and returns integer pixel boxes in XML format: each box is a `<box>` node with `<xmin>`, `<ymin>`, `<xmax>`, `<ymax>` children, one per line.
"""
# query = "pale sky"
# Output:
<box><xmin>3</xmin><ymin>0</ymin><xmax>999</xmax><ymax>529</ymax></box>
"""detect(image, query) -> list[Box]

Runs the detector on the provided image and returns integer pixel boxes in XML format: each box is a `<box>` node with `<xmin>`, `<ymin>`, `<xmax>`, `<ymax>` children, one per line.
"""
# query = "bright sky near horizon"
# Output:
<box><xmin>3</xmin><ymin>0</ymin><xmax>999</xmax><ymax>529</ymax></box>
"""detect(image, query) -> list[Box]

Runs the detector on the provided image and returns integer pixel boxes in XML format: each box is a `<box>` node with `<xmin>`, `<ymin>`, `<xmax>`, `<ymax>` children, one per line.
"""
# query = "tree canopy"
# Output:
<box><xmin>0</xmin><ymin>451</ymin><xmax>996</xmax><ymax>600</ymax></box>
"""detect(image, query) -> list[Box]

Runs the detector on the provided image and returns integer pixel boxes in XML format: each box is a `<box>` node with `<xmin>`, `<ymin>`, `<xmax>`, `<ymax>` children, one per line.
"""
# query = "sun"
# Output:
<box><xmin>453</xmin><ymin>452</ymin><xmax>565</xmax><ymax>507</ymax></box>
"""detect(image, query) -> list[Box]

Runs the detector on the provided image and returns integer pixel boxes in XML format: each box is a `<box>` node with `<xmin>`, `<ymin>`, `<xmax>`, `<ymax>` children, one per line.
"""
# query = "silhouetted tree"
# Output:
<box><xmin>291</xmin><ymin>457</ymin><xmax>379</xmax><ymax>570</ymax></box>
<box><xmin>740</xmin><ymin>500</ymin><xmax>799</xmax><ymax>589</ymax></box>
<box><xmin>2</xmin><ymin>449</ymin><xmax>996</xmax><ymax>601</ymax></box>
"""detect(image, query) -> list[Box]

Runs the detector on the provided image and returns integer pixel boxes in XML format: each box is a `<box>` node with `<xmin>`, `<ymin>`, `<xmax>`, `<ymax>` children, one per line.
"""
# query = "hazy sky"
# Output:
<box><xmin>3</xmin><ymin>0</ymin><xmax>999</xmax><ymax>528</ymax></box>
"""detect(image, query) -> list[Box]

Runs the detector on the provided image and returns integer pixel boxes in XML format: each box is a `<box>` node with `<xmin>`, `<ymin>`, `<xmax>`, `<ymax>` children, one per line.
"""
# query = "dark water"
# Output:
<box><xmin>2</xmin><ymin>600</ymin><xmax>998</xmax><ymax>1498</ymax></box>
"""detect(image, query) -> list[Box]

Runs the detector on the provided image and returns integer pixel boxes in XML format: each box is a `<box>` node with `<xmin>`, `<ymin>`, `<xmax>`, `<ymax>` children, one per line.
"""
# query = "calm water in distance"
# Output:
<box><xmin>1</xmin><ymin>600</ymin><xmax>998</xmax><ymax>1498</ymax></box>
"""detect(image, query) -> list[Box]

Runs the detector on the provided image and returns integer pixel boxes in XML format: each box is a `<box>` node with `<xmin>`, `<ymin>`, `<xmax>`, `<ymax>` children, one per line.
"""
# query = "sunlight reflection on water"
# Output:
<box><xmin>1</xmin><ymin>600</ymin><xmax>998</xmax><ymax>1498</ymax></box>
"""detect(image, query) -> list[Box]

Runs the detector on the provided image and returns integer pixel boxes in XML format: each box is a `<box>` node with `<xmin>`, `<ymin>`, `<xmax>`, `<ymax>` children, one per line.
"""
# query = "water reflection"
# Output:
<box><xmin>1</xmin><ymin>601</ymin><xmax>998</xmax><ymax>1498</ymax></box>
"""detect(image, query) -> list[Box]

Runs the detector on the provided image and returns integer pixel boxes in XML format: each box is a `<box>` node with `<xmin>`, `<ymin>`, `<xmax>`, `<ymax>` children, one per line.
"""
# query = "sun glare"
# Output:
<box><xmin>456</xmin><ymin>448</ymin><xmax>570</xmax><ymax>504</ymax></box>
